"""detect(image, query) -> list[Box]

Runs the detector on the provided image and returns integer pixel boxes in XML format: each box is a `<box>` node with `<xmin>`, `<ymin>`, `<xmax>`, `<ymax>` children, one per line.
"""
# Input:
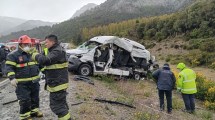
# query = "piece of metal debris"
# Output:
<box><xmin>3</xmin><ymin>99</ymin><xmax>18</xmax><ymax>105</ymax></box>
<box><xmin>71</xmin><ymin>102</ymin><xmax>84</xmax><ymax>106</ymax></box>
<box><xmin>94</xmin><ymin>98</ymin><xmax>136</xmax><ymax>109</ymax></box>
<box><xmin>73</xmin><ymin>75</ymin><xmax>94</xmax><ymax>85</ymax></box>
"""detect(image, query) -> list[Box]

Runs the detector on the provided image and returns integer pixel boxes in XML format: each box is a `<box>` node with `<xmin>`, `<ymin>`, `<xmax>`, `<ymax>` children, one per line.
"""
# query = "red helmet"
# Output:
<box><xmin>18</xmin><ymin>35</ymin><xmax>32</xmax><ymax>44</ymax></box>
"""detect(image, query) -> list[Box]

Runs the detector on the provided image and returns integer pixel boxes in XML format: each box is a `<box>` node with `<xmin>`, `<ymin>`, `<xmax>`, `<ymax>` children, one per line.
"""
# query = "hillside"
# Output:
<box><xmin>80</xmin><ymin>0</ymin><xmax>215</xmax><ymax>41</ymax></box>
<box><xmin>0</xmin><ymin>0</ymin><xmax>194</xmax><ymax>43</ymax></box>
<box><xmin>71</xmin><ymin>3</ymin><xmax>97</xmax><ymax>19</ymax></box>
<box><xmin>79</xmin><ymin>0</ymin><xmax>215</xmax><ymax>69</ymax></box>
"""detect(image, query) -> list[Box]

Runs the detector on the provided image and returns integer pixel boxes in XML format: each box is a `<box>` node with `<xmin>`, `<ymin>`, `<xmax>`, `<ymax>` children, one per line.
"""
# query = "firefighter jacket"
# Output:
<box><xmin>33</xmin><ymin>43</ymin><xmax>68</xmax><ymax>92</ymax></box>
<box><xmin>6</xmin><ymin>47</ymin><xmax>40</xmax><ymax>82</ymax></box>
<box><xmin>177</xmin><ymin>68</ymin><xmax>197</xmax><ymax>94</ymax></box>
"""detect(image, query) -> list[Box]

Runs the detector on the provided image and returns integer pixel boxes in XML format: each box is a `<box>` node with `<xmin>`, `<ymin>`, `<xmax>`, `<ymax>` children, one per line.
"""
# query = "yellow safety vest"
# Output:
<box><xmin>177</xmin><ymin>68</ymin><xmax>197</xmax><ymax>94</ymax></box>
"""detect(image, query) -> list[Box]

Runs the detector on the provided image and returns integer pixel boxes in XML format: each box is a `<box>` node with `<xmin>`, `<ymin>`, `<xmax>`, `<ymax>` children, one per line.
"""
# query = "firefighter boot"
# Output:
<box><xmin>30</xmin><ymin>111</ymin><xmax>43</xmax><ymax>117</ymax></box>
<box><xmin>22</xmin><ymin>117</ymin><xmax>33</xmax><ymax>120</ymax></box>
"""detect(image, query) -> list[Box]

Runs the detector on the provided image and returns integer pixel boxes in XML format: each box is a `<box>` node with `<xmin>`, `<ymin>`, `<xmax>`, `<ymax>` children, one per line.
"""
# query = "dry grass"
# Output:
<box><xmin>69</xmin><ymin>74</ymin><xmax>215</xmax><ymax>120</ymax></box>
<box><xmin>98</xmin><ymin>78</ymin><xmax>215</xmax><ymax>120</ymax></box>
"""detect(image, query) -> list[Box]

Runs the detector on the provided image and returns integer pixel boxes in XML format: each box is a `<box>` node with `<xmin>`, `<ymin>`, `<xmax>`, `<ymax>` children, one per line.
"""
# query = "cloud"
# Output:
<box><xmin>0</xmin><ymin>0</ymin><xmax>106</xmax><ymax>22</ymax></box>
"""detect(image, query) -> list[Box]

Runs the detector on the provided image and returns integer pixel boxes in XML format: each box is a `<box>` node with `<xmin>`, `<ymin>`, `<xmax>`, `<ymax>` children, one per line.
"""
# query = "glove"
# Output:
<box><xmin>10</xmin><ymin>79</ymin><xmax>17</xmax><ymax>87</ymax></box>
<box><xmin>39</xmin><ymin>72</ymin><xmax>45</xmax><ymax>80</ymax></box>
<box><xmin>31</xmin><ymin>52</ymin><xmax>39</xmax><ymax>61</ymax></box>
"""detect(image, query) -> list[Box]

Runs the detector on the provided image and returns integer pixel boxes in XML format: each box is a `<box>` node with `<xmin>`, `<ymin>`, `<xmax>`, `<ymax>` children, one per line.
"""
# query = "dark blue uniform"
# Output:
<box><xmin>6</xmin><ymin>47</ymin><xmax>41</xmax><ymax>120</ymax></box>
<box><xmin>33</xmin><ymin>43</ymin><xmax>70</xmax><ymax>120</ymax></box>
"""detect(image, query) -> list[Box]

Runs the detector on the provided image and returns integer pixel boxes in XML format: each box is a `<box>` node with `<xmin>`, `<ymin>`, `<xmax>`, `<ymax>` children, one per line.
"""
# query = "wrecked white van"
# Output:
<box><xmin>67</xmin><ymin>36</ymin><xmax>155</xmax><ymax>80</ymax></box>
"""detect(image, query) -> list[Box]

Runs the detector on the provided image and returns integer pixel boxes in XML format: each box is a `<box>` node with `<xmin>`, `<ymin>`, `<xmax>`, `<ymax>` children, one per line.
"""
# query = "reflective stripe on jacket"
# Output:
<box><xmin>5</xmin><ymin>47</ymin><xmax>40</xmax><ymax>82</ymax></box>
<box><xmin>35</xmin><ymin>43</ymin><xmax>68</xmax><ymax>92</ymax></box>
<box><xmin>177</xmin><ymin>68</ymin><xmax>197</xmax><ymax>94</ymax></box>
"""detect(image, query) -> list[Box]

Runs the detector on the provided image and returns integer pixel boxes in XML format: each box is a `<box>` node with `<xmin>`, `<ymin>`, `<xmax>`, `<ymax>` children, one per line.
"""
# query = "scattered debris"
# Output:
<box><xmin>3</xmin><ymin>99</ymin><xmax>18</xmax><ymax>105</ymax></box>
<box><xmin>94</xmin><ymin>98</ymin><xmax>136</xmax><ymax>109</ymax></box>
<box><xmin>73</xmin><ymin>75</ymin><xmax>94</xmax><ymax>85</ymax></box>
<box><xmin>71</xmin><ymin>102</ymin><xmax>84</xmax><ymax>106</ymax></box>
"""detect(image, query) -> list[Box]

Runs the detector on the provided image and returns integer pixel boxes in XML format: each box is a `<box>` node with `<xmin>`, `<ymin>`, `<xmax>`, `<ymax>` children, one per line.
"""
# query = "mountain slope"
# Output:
<box><xmin>71</xmin><ymin>3</ymin><xmax>97</xmax><ymax>19</ymax></box>
<box><xmin>81</xmin><ymin>0</ymin><xmax>214</xmax><ymax>42</ymax></box>
<box><xmin>95</xmin><ymin>0</ymin><xmax>192</xmax><ymax>14</ymax></box>
<box><xmin>2</xmin><ymin>20</ymin><xmax>54</xmax><ymax>35</ymax></box>
<box><xmin>79</xmin><ymin>0</ymin><xmax>215</xmax><ymax>69</ymax></box>
<box><xmin>0</xmin><ymin>16</ymin><xmax>26</xmax><ymax>35</ymax></box>
<box><xmin>0</xmin><ymin>0</ymin><xmax>194</xmax><ymax>43</ymax></box>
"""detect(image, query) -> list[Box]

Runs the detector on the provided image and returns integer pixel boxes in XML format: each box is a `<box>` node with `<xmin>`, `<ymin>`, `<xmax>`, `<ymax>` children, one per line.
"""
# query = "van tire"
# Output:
<box><xmin>78</xmin><ymin>64</ymin><xmax>92</xmax><ymax>76</ymax></box>
<box><xmin>133</xmin><ymin>72</ymin><xmax>141</xmax><ymax>80</ymax></box>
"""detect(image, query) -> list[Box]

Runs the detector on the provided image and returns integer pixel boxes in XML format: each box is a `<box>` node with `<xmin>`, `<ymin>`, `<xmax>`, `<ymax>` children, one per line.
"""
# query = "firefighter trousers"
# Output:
<box><xmin>15</xmin><ymin>82</ymin><xmax>40</xmax><ymax>119</ymax></box>
<box><xmin>50</xmin><ymin>90</ymin><xmax>71</xmax><ymax>119</ymax></box>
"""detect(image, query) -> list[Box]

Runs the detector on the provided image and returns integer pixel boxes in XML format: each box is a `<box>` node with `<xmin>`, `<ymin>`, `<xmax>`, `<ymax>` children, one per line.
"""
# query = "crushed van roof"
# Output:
<box><xmin>89</xmin><ymin>36</ymin><xmax>150</xmax><ymax>60</ymax></box>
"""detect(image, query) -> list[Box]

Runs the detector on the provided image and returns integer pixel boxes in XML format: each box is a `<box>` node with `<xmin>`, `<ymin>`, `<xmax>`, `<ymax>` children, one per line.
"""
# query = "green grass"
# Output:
<box><xmin>143</xmin><ymin>92</ymin><xmax>151</xmax><ymax>97</ymax></box>
<box><xmin>197</xmin><ymin>110</ymin><xmax>213</xmax><ymax>120</ymax></box>
<box><xmin>134</xmin><ymin>111</ymin><xmax>160</xmax><ymax>120</ymax></box>
<box><xmin>104</xmin><ymin>105</ymin><xmax>116</xmax><ymax>116</ymax></box>
<box><xmin>115</xmin><ymin>96</ymin><xmax>134</xmax><ymax>106</ymax></box>
<box><xmin>94</xmin><ymin>75</ymin><xmax>115</xmax><ymax>84</ymax></box>
<box><xmin>172</xmin><ymin>97</ymin><xmax>183</xmax><ymax>109</ymax></box>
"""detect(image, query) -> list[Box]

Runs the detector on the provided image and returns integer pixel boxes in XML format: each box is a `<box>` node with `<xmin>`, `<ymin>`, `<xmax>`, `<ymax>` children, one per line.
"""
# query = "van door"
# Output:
<box><xmin>94</xmin><ymin>44</ymin><xmax>111</xmax><ymax>71</ymax></box>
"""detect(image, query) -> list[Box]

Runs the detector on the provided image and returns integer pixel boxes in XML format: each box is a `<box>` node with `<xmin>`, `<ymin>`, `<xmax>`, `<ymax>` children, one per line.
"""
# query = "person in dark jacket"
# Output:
<box><xmin>32</xmin><ymin>34</ymin><xmax>71</xmax><ymax>120</ymax></box>
<box><xmin>152</xmin><ymin>63</ymin><xmax>176</xmax><ymax>114</ymax></box>
<box><xmin>0</xmin><ymin>45</ymin><xmax>6</xmax><ymax>62</ymax></box>
<box><xmin>6</xmin><ymin>35</ymin><xmax>43</xmax><ymax>120</ymax></box>
<box><xmin>0</xmin><ymin>45</ymin><xmax>10</xmax><ymax>77</ymax></box>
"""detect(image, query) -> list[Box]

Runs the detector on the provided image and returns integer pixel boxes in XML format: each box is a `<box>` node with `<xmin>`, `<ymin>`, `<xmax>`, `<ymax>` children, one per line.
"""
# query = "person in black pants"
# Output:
<box><xmin>32</xmin><ymin>35</ymin><xmax>71</xmax><ymax>120</ymax></box>
<box><xmin>152</xmin><ymin>63</ymin><xmax>176</xmax><ymax>114</ymax></box>
<box><xmin>6</xmin><ymin>35</ymin><xmax>43</xmax><ymax>120</ymax></box>
<box><xmin>182</xmin><ymin>94</ymin><xmax>195</xmax><ymax>113</ymax></box>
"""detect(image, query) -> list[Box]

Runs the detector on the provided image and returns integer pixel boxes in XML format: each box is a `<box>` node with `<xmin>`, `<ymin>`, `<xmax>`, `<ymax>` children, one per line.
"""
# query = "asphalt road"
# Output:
<box><xmin>0</xmin><ymin>77</ymin><xmax>7</xmax><ymax>82</ymax></box>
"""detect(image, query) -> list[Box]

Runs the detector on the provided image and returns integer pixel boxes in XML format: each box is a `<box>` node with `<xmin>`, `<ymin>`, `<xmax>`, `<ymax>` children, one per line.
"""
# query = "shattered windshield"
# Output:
<box><xmin>77</xmin><ymin>41</ymin><xmax>100</xmax><ymax>50</ymax></box>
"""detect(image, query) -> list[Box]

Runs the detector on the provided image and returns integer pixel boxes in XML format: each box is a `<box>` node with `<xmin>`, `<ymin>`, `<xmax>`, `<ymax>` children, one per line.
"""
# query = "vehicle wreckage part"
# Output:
<box><xmin>94</xmin><ymin>98</ymin><xmax>136</xmax><ymax>109</ymax></box>
<box><xmin>133</xmin><ymin>72</ymin><xmax>141</xmax><ymax>80</ymax></box>
<box><xmin>3</xmin><ymin>99</ymin><xmax>18</xmax><ymax>105</ymax></box>
<box><xmin>71</xmin><ymin>102</ymin><xmax>84</xmax><ymax>106</ymax></box>
<box><xmin>73</xmin><ymin>75</ymin><xmax>94</xmax><ymax>85</ymax></box>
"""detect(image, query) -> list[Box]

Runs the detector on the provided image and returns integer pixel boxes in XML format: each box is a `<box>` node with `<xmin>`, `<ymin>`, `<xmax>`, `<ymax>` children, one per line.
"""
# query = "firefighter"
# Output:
<box><xmin>6</xmin><ymin>35</ymin><xmax>43</xmax><ymax>120</ymax></box>
<box><xmin>177</xmin><ymin>63</ymin><xmax>197</xmax><ymax>114</ymax></box>
<box><xmin>32</xmin><ymin>34</ymin><xmax>71</xmax><ymax>120</ymax></box>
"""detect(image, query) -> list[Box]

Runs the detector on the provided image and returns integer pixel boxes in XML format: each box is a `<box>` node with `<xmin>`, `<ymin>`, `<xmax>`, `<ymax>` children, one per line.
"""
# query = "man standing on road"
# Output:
<box><xmin>152</xmin><ymin>63</ymin><xmax>176</xmax><ymax>114</ymax></box>
<box><xmin>6</xmin><ymin>35</ymin><xmax>43</xmax><ymax>120</ymax></box>
<box><xmin>177</xmin><ymin>63</ymin><xmax>197</xmax><ymax>114</ymax></box>
<box><xmin>32</xmin><ymin>34</ymin><xmax>71</xmax><ymax>120</ymax></box>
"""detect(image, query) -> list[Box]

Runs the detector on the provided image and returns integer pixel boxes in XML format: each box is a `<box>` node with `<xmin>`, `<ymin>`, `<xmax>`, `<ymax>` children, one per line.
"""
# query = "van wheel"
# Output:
<box><xmin>133</xmin><ymin>72</ymin><xmax>141</xmax><ymax>80</ymax></box>
<box><xmin>78</xmin><ymin>64</ymin><xmax>92</xmax><ymax>76</ymax></box>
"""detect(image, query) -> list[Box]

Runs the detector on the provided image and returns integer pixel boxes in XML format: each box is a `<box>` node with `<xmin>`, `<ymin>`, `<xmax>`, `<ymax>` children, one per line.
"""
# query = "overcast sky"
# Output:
<box><xmin>0</xmin><ymin>0</ymin><xmax>106</xmax><ymax>22</ymax></box>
